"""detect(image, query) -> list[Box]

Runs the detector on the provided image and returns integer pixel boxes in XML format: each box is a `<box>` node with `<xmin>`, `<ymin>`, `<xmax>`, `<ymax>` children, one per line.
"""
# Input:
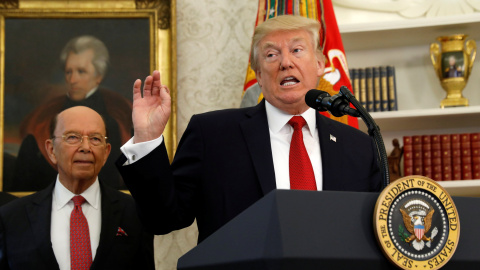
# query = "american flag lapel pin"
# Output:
<box><xmin>116</xmin><ymin>227</ymin><xmax>128</xmax><ymax>236</ymax></box>
<box><xmin>330</xmin><ymin>134</ymin><xmax>337</xmax><ymax>142</ymax></box>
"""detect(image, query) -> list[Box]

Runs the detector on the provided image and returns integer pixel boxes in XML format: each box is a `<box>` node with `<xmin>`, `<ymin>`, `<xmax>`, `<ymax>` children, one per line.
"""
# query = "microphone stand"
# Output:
<box><xmin>338</xmin><ymin>86</ymin><xmax>390</xmax><ymax>190</ymax></box>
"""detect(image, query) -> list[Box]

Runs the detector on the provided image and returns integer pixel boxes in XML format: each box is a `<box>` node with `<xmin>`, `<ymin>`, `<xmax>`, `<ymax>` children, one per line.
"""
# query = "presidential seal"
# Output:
<box><xmin>373</xmin><ymin>176</ymin><xmax>460</xmax><ymax>269</ymax></box>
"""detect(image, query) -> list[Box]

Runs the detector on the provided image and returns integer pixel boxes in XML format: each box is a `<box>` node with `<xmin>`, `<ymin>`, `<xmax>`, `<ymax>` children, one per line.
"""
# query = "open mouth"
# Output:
<box><xmin>281</xmin><ymin>76</ymin><xmax>299</xmax><ymax>86</ymax></box>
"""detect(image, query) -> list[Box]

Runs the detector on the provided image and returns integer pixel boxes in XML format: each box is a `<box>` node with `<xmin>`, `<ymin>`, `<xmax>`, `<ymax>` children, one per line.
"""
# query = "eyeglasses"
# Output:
<box><xmin>53</xmin><ymin>132</ymin><xmax>108</xmax><ymax>146</ymax></box>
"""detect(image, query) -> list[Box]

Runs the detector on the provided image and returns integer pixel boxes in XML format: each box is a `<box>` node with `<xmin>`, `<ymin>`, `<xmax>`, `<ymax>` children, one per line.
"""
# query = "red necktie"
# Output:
<box><xmin>288</xmin><ymin>116</ymin><xmax>317</xmax><ymax>190</ymax></box>
<box><xmin>70</xmin><ymin>195</ymin><xmax>92</xmax><ymax>270</ymax></box>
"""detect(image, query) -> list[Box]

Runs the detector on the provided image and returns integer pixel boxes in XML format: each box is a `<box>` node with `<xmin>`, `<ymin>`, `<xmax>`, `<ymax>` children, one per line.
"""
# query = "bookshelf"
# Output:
<box><xmin>439</xmin><ymin>180</ymin><xmax>480</xmax><ymax>197</ymax></box>
<box><xmin>358</xmin><ymin>106</ymin><xmax>480</xmax><ymax>133</ymax></box>
<box><xmin>340</xmin><ymin>13</ymin><xmax>480</xmax><ymax>51</ymax></box>
<box><xmin>358</xmin><ymin>108</ymin><xmax>480</xmax><ymax>197</ymax></box>
<box><xmin>343</xmin><ymin>14</ymin><xmax>480</xmax><ymax>197</ymax></box>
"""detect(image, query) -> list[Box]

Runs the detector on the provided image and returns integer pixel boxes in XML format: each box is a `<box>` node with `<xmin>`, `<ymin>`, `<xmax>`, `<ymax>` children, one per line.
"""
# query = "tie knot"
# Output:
<box><xmin>72</xmin><ymin>195</ymin><xmax>86</xmax><ymax>207</ymax></box>
<box><xmin>288</xmin><ymin>116</ymin><xmax>307</xmax><ymax>131</ymax></box>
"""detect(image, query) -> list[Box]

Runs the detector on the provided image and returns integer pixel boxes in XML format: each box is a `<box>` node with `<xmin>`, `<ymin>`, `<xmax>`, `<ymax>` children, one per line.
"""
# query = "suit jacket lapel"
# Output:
<box><xmin>26</xmin><ymin>183</ymin><xmax>59</xmax><ymax>269</ymax></box>
<box><xmin>240</xmin><ymin>101</ymin><xmax>277</xmax><ymax>195</ymax></box>
<box><xmin>316</xmin><ymin>113</ymin><xmax>346</xmax><ymax>191</ymax></box>
<box><xmin>91</xmin><ymin>182</ymin><xmax>122</xmax><ymax>268</ymax></box>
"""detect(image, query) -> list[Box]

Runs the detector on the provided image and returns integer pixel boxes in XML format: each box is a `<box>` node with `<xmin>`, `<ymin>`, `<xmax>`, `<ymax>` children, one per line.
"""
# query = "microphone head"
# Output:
<box><xmin>305</xmin><ymin>89</ymin><xmax>329</xmax><ymax>111</ymax></box>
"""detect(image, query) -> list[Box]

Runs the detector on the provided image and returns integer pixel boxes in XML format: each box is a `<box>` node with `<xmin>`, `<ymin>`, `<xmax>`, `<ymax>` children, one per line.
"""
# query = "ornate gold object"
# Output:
<box><xmin>373</xmin><ymin>176</ymin><xmax>460</xmax><ymax>269</ymax></box>
<box><xmin>430</xmin><ymin>34</ymin><xmax>476</xmax><ymax>108</ymax></box>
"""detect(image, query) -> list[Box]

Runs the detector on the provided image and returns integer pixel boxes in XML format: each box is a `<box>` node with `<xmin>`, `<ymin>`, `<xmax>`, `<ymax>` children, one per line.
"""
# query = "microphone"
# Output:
<box><xmin>305</xmin><ymin>89</ymin><xmax>360</xmax><ymax>117</ymax></box>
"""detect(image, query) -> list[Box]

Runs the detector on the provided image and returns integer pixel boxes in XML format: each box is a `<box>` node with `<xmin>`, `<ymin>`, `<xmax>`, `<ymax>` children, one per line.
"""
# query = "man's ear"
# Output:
<box><xmin>95</xmin><ymin>75</ymin><xmax>104</xmax><ymax>85</ymax></box>
<box><xmin>316</xmin><ymin>57</ymin><xmax>326</xmax><ymax>77</ymax></box>
<box><xmin>255</xmin><ymin>71</ymin><xmax>262</xmax><ymax>88</ymax></box>
<box><xmin>102</xmin><ymin>143</ymin><xmax>112</xmax><ymax>166</ymax></box>
<box><xmin>45</xmin><ymin>139</ymin><xmax>58</xmax><ymax>165</ymax></box>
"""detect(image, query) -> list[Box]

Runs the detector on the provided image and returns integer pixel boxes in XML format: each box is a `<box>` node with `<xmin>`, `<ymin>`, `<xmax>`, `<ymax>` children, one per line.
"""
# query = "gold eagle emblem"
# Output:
<box><xmin>400</xmin><ymin>208</ymin><xmax>434</xmax><ymax>243</ymax></box>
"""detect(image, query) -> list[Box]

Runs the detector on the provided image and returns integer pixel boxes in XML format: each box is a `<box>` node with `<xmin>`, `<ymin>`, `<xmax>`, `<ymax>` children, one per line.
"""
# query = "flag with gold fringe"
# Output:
<box><xmin>241</xmin><ymin>0</ymin><xmax>358</xmax><ymax>128</ymax></box>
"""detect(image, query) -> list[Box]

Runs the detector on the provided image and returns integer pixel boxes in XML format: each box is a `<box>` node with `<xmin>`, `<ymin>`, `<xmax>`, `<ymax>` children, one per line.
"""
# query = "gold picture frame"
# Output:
<box><xmin>0</xmin><ymin>0</ymin><xmax>177</xmax><ymax>196</ymax></box>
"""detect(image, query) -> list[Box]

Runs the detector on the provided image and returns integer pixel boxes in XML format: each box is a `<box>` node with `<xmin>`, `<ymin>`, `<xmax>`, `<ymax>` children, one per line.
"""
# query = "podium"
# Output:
<box><xmin>178</xmin><ymin>190</ymin><xmax>480</xmax><ymax>269</ymax></box>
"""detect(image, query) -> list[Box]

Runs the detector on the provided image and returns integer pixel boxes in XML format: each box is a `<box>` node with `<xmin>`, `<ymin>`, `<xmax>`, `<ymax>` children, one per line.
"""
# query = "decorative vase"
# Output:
<box><xmin>430</xmin><ymin>34</ymin><xmax>476</xmax><ymax>108</ymax></box>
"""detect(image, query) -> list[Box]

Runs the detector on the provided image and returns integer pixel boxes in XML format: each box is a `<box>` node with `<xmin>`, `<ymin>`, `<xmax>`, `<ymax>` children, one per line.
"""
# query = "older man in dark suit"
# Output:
<box><xmin>0</xmin><ymin>106</ymin><xmax>154</xmax><ymax>270</ymax></box>
<box><xmin>117</xmin><ymin>15</ymin><xmax>381</xmax><ymax>243</ymax></box>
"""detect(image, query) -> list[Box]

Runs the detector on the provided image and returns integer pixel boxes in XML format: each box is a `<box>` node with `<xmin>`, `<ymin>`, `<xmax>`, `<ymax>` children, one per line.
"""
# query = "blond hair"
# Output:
<box><xmin>249</xmin><ymin>15</ymin><xmax>323</xmax><ymax>72</ymax></box>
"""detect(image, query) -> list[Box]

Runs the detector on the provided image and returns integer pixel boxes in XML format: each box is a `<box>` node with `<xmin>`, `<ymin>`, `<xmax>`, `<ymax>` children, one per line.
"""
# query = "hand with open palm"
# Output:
<box><xmin>131</xmin><ymin>70</ymin><xmax>171</xmax><ymax>143</ymax></box>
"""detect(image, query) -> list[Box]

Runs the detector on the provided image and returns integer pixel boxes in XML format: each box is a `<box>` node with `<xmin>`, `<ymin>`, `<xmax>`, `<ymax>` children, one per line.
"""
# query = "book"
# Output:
<box><xmin>471</xmin><ymin>133</ymin><xmax>480</xmax><ymax>179</ymax></box>
<box><xmin>351</xmin><ymin>69</ymin><xmax>360</xmax><ymax>102</ymax></box>
<box><xmin>380</xmin><ymin>66</ymin><xmax>389</xmax><ymax>111</ymax></box>
<box><xmin>402</xmin><ymin>132</ymin><xmax>480</xmax><ymax>181</ymax></box>
<box><xmin>373</xmin><ymin>67</ymin><xmax>381</xmax><ymax>112</ymax></box>
<box><xmin>403</xmin><ymin>136</ymin><xmax>413</xmax><ymax>176</ymax></box>
<box><xmin>431</xmin><ymin>135</ymin><xmax>442</xmax><ymax>181</ymax></box>
<box><xmin>422</xmin><ymin>135</ymin><xmax>432</xmax><ymax>179</ymax></box>
<box><xmin>387</xmin><ymin>66</ymin><xmax>398</xmax><ymax>111</ymax></box>
<box><xmin>440</xmin><ymin>134</ymin><xmax>452</xmax><ymax>180</ymax></box>
<box><xmin>412</xmin><ymin>135</ymin><xmax>423</xmax><ymax>176</ymax></box>
<box><xmin>460</xmin><ymin>133</ymin><xmax>472</xmax><ymax>180</ymax></box>
<box><xmin>358</xmin><ymin>68</ymin><xmax>367</xmax><ymax>109</ymax></box>
<box><xmin>365</xmin><ymin>67</ymin><xmax>374</xmax><ymax>112</ymax></box>
<box><xmin>451</xmin><ymin>134</ymin><xmax>462</xmax><ymax>180</ymax></box>
<box><xmin>350</xmin><ymin>65</ymin><xmax>398</xmax><ymax>112</ymax></box>
<box><xmin>349</xmin><ymin>69</ymin><xmax>354</xmax><ymax>93</ymax></box>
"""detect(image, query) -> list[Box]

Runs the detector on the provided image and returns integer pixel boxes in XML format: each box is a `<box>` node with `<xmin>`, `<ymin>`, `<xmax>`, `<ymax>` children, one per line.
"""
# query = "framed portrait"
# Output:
<box><xmin>0</xmin><ymin>0</ymin><xmax>176</xmax><ymax>195</ymax></box>
<box><xmin>441</xmin><ymin>51</ymin><xmax>465</xmax><ymax>79</ymax></box>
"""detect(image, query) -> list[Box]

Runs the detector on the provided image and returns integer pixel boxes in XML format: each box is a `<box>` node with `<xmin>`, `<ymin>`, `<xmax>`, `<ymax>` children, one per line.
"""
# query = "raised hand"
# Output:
<box><xmin>131</xmin><ymin>70</ymin><xmax>171</xmax><ymax>143</ymax></box>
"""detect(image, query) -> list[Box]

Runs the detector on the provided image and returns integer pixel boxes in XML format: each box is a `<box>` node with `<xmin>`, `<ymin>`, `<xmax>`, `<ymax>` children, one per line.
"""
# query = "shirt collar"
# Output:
<box><xmin>53</xmin><ymin>176</ymin><xmax>101</xmax><ymax>210</ymax></box>
<box><xmin>265</xmin><ymin>100</ymin><xmax>317</xmax><ymax>135</ymax></box>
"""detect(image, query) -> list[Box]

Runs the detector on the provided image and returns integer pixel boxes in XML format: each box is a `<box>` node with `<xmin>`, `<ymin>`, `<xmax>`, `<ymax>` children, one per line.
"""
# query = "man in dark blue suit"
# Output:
<box><xmin>0</xmin><ymin>106</ymin><xmax>154</xmax><ymax>269</ymax></box>
<box><xmin>117</xmin><ymin>15</ymin><xmax>381</xmax><ymax>243</ymax></box>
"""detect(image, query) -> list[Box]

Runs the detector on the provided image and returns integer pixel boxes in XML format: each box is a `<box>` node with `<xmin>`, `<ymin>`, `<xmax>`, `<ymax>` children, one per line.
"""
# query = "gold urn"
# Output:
<box><xmin>430</xmin><ymin>34</ymin><xmax>476</xmax><ymax>108</ymax></box>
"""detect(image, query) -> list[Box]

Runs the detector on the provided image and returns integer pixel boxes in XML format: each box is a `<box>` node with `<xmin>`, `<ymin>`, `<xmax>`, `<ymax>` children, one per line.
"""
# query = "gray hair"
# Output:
<box><xmin>249</xmin><ymin>15</ymin><xmax>323</xmax><ymax>72</ymax></box>
<box><xmin>60</xmin><ymin>35</ymin><xmax>110</xmax><ymax>77</ymax></box>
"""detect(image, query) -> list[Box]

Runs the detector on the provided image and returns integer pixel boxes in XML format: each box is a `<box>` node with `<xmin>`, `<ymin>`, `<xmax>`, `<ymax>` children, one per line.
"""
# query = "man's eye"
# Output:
<box><xmin>66</xmin><ymin>134</ymin><xmax>80</xmax><ymax>141</ymax></box>
<box><xmin>90</xmin><ymin>136</ymin><xmax>102</xmax><ymax>142</ymax></box>
<box><xmin>89</xmin><ymin>135</ymin><xmax>105</xmax><ymax>145</ymax></box>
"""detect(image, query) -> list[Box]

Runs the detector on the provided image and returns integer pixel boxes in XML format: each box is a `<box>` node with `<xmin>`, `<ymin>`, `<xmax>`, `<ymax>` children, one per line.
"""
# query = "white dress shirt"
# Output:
<box><xmin>120</xmin><ymin>101</ymin><xmax>323</xmax><ymax>190</ymax></box>
<box><xmin>265</xmin><ymin>101</ymin><xmax>323</xmax><ymax>190</ymax></box>
<box><xmin>51</xmin><ymin>177</ymin><xmax>102</xmax><ymax>270</ymax></box>
<box><xmin>121</xmin><ymin>135</ymin><xmax>163</xmax><ymax>165</ymax></box>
